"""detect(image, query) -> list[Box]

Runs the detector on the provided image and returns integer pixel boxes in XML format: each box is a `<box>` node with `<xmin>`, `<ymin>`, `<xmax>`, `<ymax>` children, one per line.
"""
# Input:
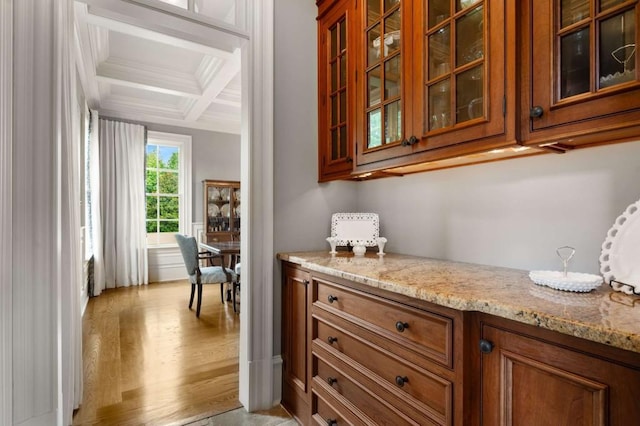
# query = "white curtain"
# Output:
<box><xmin>98</xmin><ymin>119</ymin><xmax>148</xmax><ymax>292</ymax></box>
<box><xmin>54</xmin><ymin>0</ymin><xmax>83</xmax><ymax>422</ymax></box>
<box><xmin>88</xmin><ymin>110</ymin><xmax>104</xmax><ymax>296</ymax></box>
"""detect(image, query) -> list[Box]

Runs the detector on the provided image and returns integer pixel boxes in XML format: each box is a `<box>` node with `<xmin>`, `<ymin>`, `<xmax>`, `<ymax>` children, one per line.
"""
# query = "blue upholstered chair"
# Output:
<box><xmin>232</xmin><ymin>262</ymin><xmax>241</xmax><ymax>313</ymax></box>
<box><xmin>175</xmin><ymin>234</ymin><xmax>237</xmax><ymax>317</ymax></box>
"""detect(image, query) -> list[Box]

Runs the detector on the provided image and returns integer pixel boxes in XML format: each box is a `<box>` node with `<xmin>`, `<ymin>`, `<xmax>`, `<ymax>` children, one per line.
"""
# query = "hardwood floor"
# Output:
<box><xmin>72</xmin><ymin>281</ymin><xmax>241</xmax><ymax>426</ymax></box>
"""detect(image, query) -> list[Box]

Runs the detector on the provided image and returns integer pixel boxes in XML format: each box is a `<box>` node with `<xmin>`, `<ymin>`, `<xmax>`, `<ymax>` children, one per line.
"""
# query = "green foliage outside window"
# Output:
<box><xmin>146</xmin><ymin>144</ymin><xmax>180</xmax><ymax>239</ymax></box>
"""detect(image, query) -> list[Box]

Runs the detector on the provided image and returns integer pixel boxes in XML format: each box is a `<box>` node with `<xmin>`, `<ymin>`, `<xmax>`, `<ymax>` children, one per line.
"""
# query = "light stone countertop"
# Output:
<box><xmin>277</xmin><ymin>251</ymin><xmax>640</xmax><ymax>354</ymax></box>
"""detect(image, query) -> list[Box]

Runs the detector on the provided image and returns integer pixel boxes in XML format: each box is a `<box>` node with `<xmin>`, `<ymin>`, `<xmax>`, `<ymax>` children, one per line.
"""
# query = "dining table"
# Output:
<box><xmin>199</xmin><ymin>240</ymin><xmax>241</xmax><ymax>301</ymax></box>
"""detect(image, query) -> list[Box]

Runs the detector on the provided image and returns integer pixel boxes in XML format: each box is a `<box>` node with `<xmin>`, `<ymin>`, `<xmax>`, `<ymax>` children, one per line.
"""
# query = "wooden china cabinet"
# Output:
<box><xmin>316</xmin><ymin>0</ymin><xmax>640</xmax><ymax>181</ymax></box>
<box><xmin>521</xmin><ymin>0</ymin><xmax>640</xmax><ymax>151</ymax></box>
<box><xmin>202</xmin><ymin>180</ymin><xmax>240</xmax><ymax>243</ymax></box>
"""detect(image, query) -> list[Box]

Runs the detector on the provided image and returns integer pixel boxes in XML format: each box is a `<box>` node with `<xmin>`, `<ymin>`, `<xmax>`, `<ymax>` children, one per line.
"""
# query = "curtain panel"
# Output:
<box><xmin>97</xmin><ymin>119</ymin><xmax>148</xmax><ymax>292</ymax></box>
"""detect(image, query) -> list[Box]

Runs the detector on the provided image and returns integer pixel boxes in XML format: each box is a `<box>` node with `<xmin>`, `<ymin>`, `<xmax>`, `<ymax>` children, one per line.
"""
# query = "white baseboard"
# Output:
<box><xmin>271</xmin><ymin>355</ymin><xmax>283</xmax><ymax>406</ymax></box>
<box><xmin>14</xmin><ymin>410</ymin><xmax>56</xmax><ymax>426</ymax></box>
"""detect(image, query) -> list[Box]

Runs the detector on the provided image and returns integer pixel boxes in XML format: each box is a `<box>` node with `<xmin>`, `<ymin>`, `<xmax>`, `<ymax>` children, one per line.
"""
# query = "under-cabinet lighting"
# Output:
<box><xmin>358</xmin><ymin>173</ymin><xmax>373</xmax><ymax>178</ymax></box>
<box><xmin>512</xmin><ymin>146</ymin><xmax>531</xmax><ymax>152</ymax></box>
<box><xmin>488</xmin><ymin>149</ymin><xmax>505</xmax><ymax>154</ymax></box>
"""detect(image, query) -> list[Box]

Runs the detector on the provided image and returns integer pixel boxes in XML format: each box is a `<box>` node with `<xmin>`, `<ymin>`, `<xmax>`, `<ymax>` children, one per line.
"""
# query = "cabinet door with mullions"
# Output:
<box><xmin>412</xmin><ymin>0</ymin><xmax>509</xmax><ymax>151</ymax></box>
<box><xmin>318</xmin><ymin>0</ymin><xmax>356</xmax><ymax>182</ymax></box>
<box><xmin>525</xmin><ymin>0</ymin><xmax>640</xmax><ymax>136</ymax></box>
<box><xmin>355</xmin><ymin>0</ymin><xmax>413</xmax><ymax>168</ymax></box>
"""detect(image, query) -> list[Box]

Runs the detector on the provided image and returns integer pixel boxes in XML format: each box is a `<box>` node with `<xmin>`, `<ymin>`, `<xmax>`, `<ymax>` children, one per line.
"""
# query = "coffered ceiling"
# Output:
<box><xmin>74</xmin><ymin>0</ymin><xmax>243</xmax><ymax>134</ymax></box>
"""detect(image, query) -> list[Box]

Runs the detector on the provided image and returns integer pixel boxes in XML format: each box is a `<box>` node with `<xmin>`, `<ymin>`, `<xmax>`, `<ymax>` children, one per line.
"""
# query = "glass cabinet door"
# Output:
<box><xmin>425</xmin><ymin>0</ymin><xmax>484</xmax><ymax>133</ymax></box>
<box><xmin>365</xmin><ymin>0</ymin><xmax>403</xmax><ymax>150</ymax></box>
<box><xmin>559</xmin><ymin>0</ymin><xmax>637</xmax><ymax>99</ymax></box>
<box><xmin>318</xmin><ymin>0</ymin><xmax>355</xmax><ymax>181</ymax></box>
<box><xmin>204</xmin><ymin>182</ymin><xmax>239</xmax><ymax>237</ymax></box>
<box><xmin>527</xmin><ymin>0</ymin><xmax>640</xmax><ymax>135</ymax></box>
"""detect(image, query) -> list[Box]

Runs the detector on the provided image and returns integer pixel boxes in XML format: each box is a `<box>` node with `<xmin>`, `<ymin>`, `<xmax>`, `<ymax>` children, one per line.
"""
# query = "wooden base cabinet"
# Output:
<box><xmin>479</xmin><ymin>317</ymin><xmax>640</xmax><ymax>425</ymax></box>
<box><xmin>281</xmin><ymin>262</ymin><xmax>640</xmax><ymax>425</ymax></box>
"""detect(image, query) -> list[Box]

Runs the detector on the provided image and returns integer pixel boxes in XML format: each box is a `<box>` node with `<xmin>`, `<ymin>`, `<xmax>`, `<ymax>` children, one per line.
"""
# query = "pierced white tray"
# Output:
<box><xmin>529</xmin><ymin>270</ymin><xmax>602</xmax><ymax>293</ymax></box>
<box><xmin>599</xmin><ymin>199</ymin><xmax>640</xmax><ymax>295</ymax></box>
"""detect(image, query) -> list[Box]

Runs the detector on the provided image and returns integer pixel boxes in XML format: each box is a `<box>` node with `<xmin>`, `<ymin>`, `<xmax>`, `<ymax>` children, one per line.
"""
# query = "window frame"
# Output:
<box><xmin>145</xmin><ymin>130</ymin><xmax>192</xmax><ymax>248</ymax></box>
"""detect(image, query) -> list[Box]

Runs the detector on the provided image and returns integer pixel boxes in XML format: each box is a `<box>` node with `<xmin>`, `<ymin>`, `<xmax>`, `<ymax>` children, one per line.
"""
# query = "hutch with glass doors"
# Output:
<box><xmin>202</xmin><ymin>180</ymin><xmax>240</xmax><ymax>243</ymax></box>
<box><xmin>317</xmin><ymin>0</ymin><xmax>640</xmax><ymax>181</ymax></box>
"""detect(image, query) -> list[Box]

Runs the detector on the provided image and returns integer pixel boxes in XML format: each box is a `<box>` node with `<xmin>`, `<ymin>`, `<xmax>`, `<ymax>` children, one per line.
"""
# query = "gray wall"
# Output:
<box><xmin>358</xmin><ymin>141</ymin><xmax>640</xmax><ymax>274</ymax></box>
<box><xmin>143</xmin><ymin>122</ymin><xmax>241</xmax><ymax>223</ymax></box>
<box><xmin>273</xmin><ymin>0</ymin><xmax>357</xmax><ymax>351</ymax></box>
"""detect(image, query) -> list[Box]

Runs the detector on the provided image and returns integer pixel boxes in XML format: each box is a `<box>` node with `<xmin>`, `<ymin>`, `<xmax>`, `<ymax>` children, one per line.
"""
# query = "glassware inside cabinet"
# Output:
<box><xmin>599</xmin><ymin>9</ymin><xmax>636</xmax><ymax>89</ymax></box>
<box><xmin>559</xmin><ymin>0</ymin><xmax>637</xmax><ymax>98</ymax></box>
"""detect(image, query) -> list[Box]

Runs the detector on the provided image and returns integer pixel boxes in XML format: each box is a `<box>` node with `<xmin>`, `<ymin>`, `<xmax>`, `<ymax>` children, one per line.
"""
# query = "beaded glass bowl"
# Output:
<box><xmin>529</xmin><ymin>270</ymin><xmax>603</xmax><ymax>293</ymax></box>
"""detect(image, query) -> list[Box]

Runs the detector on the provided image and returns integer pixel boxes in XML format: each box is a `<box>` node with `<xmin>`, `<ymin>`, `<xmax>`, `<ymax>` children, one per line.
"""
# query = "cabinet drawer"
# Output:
<box><xmin>315</xmin><ymin>358</ymin><xmax>419</xmax><ymax>426</ymax></box>
<box><xmin>312</xmin><ymin>384</ymin><xmax>368</xmax><ymax>426</ymax></box>
<box><xmin>314</xmin><ymin>278</ymin><xmax>453</xmax><ymax>367</ymax></box>
<box><xmin>315</xmin><ymin>318</ymin><xmax>451</xmax><ymax>424</ymax></box>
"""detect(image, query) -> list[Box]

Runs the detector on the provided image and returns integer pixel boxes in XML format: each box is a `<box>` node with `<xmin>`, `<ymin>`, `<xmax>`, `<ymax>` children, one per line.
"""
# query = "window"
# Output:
<box><xmin>145</xmin><ymin>131</ymin><xmax>192</xmax><ymax>246</ymax></box>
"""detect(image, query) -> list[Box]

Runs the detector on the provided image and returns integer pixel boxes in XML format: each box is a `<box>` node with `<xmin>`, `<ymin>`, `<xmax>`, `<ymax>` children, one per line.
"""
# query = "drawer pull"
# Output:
<box><xmin>327</xmin><ymin>336</ymin><xmax>338</xmax><ymax>344</ymax></box>
<box><xmin>327</xmin><ymin>294</ymin><xmax>339</xmax><ymax>303</ymax></box>
<box><xmin>395</xmin><ymin>375</ymin><xmax>409</xmax><ymax>387</ymax></box>
<box><xmin>327</xmin><ymin>420</ymin><xmax>338</xmax><ymax>426</ymax></box>
<box><xmin>327</xmin><ymin>377</ymin><xmax>338</xmax><ymax>386</ymax></box>
<box><xmin>395</xmin><ymin>321</ymin><xmax>409</xmax><ymax>332</ymax></box>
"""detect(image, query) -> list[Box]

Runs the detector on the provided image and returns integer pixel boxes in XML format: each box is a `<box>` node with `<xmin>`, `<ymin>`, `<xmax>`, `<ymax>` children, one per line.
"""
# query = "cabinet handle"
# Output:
<box><xmin>327</xmin><ymin>377</ymin><xmax>338</xmax><ymax>386</ymax></box>
<box><xmin>346</xmin><ymin>156</ymin><xmax>353</xmax><ymax>163</ymax></box>
<box><xmin>395</xmin><ymin>321</ymin><xmax>409</xmax><ymax>332</ymax></box>
<box><xmin>327</xmin><ymin>336</ymin><xmax>338</xmax><ymax>344</ymax></box>
<box><xmin>327</xmin><ymin>294</ymin><xmax>338</xmax><ymax>303</ymax></box>
<box><xmin>479</xmin><ymin>339</ymin><xmax>494</xmax><ymax>354</ymax></box>
<box><xmin>303</xmin><ymin>279</ymin><xmax>310</xmax><ymax>285</ymax></box>
<box><xmin>530</xmin><ymin>106</ymin><xmax>544</xmax><ymax>118</ymax></box>
<box><xmin>395</xmin><ymin>375</ymin><xmax>409</xmax><ymax>387</ymax></box>
<box><xmin>327</xmin><ymin>420</ymin><xmax>338</xmax><ymax>426</ymax></box>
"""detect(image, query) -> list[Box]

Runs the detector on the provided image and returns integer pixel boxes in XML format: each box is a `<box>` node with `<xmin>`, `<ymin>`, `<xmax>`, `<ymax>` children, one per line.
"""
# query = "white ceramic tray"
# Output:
<box><xmin>529</xmin><ymin>270</ymin><xmax>602</xmax><ymax>293</ymax></box>
<box><xmin>600</xmin><ymin>199</ymin><xmax>640</xmax><ymax>295</ymax></box>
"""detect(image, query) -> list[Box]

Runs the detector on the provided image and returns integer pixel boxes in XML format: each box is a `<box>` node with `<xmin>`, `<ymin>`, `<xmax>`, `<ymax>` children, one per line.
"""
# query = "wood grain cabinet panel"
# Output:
<box><xmin>480</xmin><ymin>322</ymin><xmax>640</xmax><ymax>425</ymax></box>
<box><xmin>282</xmin><ymin>265</ymin><xmax>312</xmax><ymax>425</ymax></box>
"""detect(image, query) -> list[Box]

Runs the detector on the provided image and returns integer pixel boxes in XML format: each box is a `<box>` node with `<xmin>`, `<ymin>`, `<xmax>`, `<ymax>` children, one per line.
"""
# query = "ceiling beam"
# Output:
<box><xmin>82</xmin><ymin>2</ymin><xmax>236</xmax><ymax>59</ymax></box>
<box><xmin>184</xmin><ymin>48</ymin><xmax>241</xmax><ymax>122</ymax></box>
<box><xmin>96</xmin><ymin>58</ymin><xmax>202</xmax><ymax>99</ymax></box>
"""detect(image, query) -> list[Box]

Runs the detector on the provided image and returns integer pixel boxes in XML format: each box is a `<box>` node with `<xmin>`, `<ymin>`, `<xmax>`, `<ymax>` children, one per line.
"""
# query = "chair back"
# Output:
<box><xmin>175</xmin><ymin>234</ymin><xmax>199</xmax><ymax>276</ymax></box>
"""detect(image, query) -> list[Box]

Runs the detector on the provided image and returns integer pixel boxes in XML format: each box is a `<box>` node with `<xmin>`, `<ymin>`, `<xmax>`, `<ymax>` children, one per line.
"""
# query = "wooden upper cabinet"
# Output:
<box><xmin>521</xmin><ymin>0</ymin><xmax>640</xmax><ymax>150</ymax></box>
<box><xmin>354</xmin><ymin>0</ymin><xmax>518</xmax><ymax>172</ymax></box>
<box><xmin>318</xmin><ymin>0</ymin><xmax>357</xmax><ymax>182</ymax></box>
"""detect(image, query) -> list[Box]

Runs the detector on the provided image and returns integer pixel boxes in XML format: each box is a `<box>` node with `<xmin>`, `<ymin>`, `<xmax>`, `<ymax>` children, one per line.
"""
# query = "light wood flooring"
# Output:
<box><xmin>72</xmin><ymin>280</ymin><xmax>242</xmax><ymax>426</ymax></box>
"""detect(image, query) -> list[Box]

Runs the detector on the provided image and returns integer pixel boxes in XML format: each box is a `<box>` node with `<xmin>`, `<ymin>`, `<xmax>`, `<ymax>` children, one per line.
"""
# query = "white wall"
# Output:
<box><xmin>273</xmin><ymin>0</ymin><xmax>357</xmax><ymax>352</ymax></box>
<box><xmin>357</xmin><ymin>141</ymin><xmax>640</xmax><ymax>274</ymax></box>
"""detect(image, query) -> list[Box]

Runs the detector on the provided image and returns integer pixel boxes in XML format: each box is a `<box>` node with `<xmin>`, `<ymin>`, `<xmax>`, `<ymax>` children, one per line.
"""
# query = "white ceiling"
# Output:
<box><xmin>74</xmin><ymin>0</ymin><xmax>243</xmax><ymax>134</ymax></box>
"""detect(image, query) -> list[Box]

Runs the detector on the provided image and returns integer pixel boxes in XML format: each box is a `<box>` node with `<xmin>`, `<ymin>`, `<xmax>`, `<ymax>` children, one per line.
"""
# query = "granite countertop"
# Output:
<box><xmin>277</xmin><ymin>251</ymin><xmax>640</xmax><ymax>354</ymax></box>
